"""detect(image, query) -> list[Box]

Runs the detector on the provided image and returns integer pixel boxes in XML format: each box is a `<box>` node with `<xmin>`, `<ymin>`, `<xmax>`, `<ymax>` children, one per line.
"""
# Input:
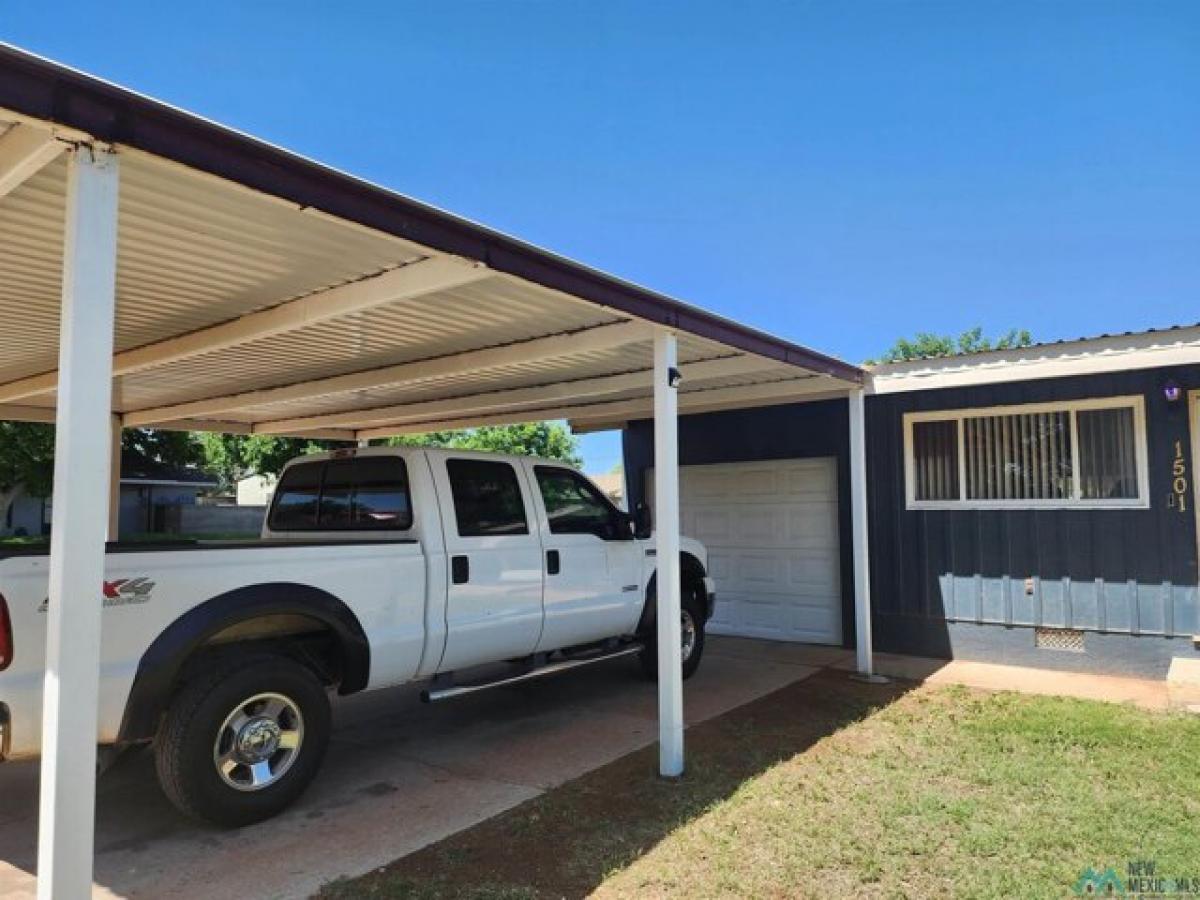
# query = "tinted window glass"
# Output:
<box><xmin>446</xmin><ymin>459</ymin><xmax>528</xmax><ymax>537</ymax></box>
<box><xmin>535</xmin><ymin>467</ymin><xmax>619</xmax><ymax>537</ymax></box>
<box><xmin>270</xmin><ymin>461</ymin><xmax>322</xmax><ymax>530</ymax></box>
<box><xmin>269</xmin><ymin>456</ymin><xmax>412</xmax><ymax>532</ymax></box>
<box><xmin>352</xmin><ymin>459</ymin><xmax>413</xmax><ymax>527</ymax></box>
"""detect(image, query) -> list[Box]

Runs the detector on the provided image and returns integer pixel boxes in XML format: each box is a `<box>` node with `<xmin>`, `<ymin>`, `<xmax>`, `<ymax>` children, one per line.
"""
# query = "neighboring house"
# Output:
<box><xmin>623</xmin><ymin>324</ymin><xmax>1200</xmax><ymax>679</ymax></box>
<box><xmin>115</xmin><ymin>450</ymin><xmax>219</xmax><ymax>536</ymax></box>
<box><xmin>237</xmin><ymin>474</ymin><xmax>278</xmax><ymax>507</ymax></box>
<box><xmin>2</xmin><ymin>450</ymin><xmax>218</xmax><ymax>538</ymax></box>
<box><xmin>588</xmin><ymin>472</ymin><xmax>626</xmax><ymax>509</ymax></box>
<box><xmin>1</xmin><ymin>485</ymin><xmax>49</xmax><ymax>537</ymax></box>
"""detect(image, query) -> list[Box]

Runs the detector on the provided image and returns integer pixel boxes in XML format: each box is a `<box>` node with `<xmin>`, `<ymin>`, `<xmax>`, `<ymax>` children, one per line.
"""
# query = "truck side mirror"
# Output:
<box><xmin>632</xmin><ymin>502</ymin><xmax>653</xmax><ymax>539</ymax></box>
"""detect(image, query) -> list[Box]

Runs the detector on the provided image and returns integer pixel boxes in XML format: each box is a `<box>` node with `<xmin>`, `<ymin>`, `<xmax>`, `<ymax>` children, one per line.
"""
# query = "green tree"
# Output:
<box><xmin>1</xmin><ymin>425</ymin><xmax>209</xmax><ymax>531</ymax></box>
<box><xmin>385</xmin><ymin>422</ymin><xmax>581</xmax><ymax>467</ymax></box>
<box><xmin>197</xmin><ymin>433</ymin><xmax>337</xmax><ymax>490</ymax></box>
<box><xmin>871</xmin><ymin>326</ymin><xmax>1033</xmax><ymax>364</ymax></box>
<box><xmin>0</xmin><ymin>422</ymin><xmax>57</xmax><ymax>499</ymax></box>
<box><xmin>0</xmin><ymin>424</ymin><xmax>206</xmax><ymax>499</ymax></box>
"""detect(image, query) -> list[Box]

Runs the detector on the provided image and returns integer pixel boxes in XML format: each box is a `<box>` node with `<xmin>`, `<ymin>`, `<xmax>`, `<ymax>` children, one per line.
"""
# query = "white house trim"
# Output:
<box><xmin>870</xmin><ymin>326</ymin><xmax>1200</xmax><ymax>394</ymax></box>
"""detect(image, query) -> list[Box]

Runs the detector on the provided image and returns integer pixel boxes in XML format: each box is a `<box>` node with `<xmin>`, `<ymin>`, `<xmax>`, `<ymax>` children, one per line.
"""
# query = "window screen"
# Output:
<box><xmin>535</xmin><ymin>466</ymin><xmax>620</xmax><ymax>536</ymax></box>
<box><xmin>269</xmin><ymin>456</ymin><xmax>412</xmax><ymax>531</ymax></box>
<box><xmin>446</xmin><ymin>459</ymin><xmax>529</xmax><ymax>537</ymax></box>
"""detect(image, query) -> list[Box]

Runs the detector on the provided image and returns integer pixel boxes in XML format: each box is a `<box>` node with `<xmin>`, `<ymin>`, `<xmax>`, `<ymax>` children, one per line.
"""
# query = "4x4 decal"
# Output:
<box><xmin>37</xmin><ymin>577</ymin><xmax>156</xmax><ymax>612</ymax></box>
<box><xmin>103</xmin><ymin>578</ymin><xmax>155</xmax><ymax>601</ymax></box>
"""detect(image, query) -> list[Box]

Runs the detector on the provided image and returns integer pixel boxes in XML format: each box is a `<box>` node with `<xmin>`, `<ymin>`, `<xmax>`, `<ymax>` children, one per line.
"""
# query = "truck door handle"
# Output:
<box><xmin>451</xmin><ymin>555</ymin><xmax>470</xmax><ymax>584</ymax></box>
<box><xmin>546</xmin><ymin>549</ymin><xmax>560</xmax><ymax>576</ymax></box>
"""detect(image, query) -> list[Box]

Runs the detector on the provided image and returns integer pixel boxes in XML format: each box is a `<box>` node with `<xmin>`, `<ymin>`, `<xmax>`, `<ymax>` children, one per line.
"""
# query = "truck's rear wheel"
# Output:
<box><xmin>154</xmin><ymin>654</ymin><xmax>331</xmax><ymax>826</ymax></box>
<box><xmin>639</xmin><ymin>582</ymin><xmax>707</xmax><ymax>681</ymax></box>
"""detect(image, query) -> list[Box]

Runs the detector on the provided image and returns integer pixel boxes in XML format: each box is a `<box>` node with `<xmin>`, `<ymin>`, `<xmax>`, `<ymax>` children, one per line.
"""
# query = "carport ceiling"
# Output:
<box><xmin>0</xmin><ymin>46</ymin><xmax>862</xmax><ymax>440</ymax></box>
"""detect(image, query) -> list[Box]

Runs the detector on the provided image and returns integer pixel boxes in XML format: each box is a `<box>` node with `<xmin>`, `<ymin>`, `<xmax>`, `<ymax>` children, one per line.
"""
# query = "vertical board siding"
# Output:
<box><xmin>868</xmin><ymin>364</ymin><xmax>1200</xmax><ymax>645</ymax></box>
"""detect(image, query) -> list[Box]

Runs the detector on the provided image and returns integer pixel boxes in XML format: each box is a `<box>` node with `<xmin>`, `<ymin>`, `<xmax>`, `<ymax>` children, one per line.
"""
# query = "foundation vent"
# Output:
<box><xmin>1035</xmin><ymin>627</ymin><xmax>1085</xmax><ymax>653</ymax></box>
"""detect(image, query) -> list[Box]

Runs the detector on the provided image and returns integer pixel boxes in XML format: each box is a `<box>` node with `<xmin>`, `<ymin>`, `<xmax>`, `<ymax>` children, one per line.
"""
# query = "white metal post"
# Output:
<box><xmin>108</xmin><ymin>414</ymin><xmax>122</xmax><ymax>541</ymax></box>
<box><xmin>653</xmin><ymin>331</ymin><xmax>684</xmax><ymax>776</ymax></box>
<box><xmin>37</xmin><ymin>145</ymin><xmax>120</xmax><ymax>900</ymax></box>
<box><xmin>848</xmin><ymin>388</ymin><xmax>880</xmax><ymax>679</ymax></box>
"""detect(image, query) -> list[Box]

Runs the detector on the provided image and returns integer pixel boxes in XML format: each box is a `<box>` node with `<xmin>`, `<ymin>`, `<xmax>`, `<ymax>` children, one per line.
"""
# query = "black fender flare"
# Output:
<box><xmin>636</xmin><ymin>552</ymin><xmax>710</xmax><ymax>636</ymax></box>
<box><xmin>117</xmin><ymin>582</ymin><xmax>369</xmax><ymax>743</ymax></box>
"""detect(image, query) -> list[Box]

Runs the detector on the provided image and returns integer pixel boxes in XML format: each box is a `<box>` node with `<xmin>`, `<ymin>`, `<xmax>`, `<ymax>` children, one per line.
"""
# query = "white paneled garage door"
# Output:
<box><xmin>650</xmin><ymin>458</ymin><xmax>842</xmax><ymax>644</ymax></box>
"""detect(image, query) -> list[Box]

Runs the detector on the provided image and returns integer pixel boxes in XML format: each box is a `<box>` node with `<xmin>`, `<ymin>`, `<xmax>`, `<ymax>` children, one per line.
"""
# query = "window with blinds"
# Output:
<box><xmin>905</xmin><ymin>398</ymin><xmax>1146</xmax><ymax>508</ymax></box>
<box><xmin>912</xmin><ymin>420</ymin><xmax>959</xmax><ymax>500</ymax></box>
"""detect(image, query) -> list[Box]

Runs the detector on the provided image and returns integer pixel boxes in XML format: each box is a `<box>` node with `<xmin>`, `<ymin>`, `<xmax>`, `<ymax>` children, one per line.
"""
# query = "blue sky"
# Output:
<box><xmin>5</xmin><ymin>2</ymin><xmax>1197</xmax><ymax>472</ymax></box>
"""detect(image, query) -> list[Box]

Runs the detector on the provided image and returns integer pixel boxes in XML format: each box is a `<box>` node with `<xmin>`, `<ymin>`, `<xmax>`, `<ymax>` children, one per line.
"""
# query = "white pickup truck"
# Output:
<box><xmin>0</xmin><ymin>447</ymin><xmax>713</xmax><ymax>825</ymax></box>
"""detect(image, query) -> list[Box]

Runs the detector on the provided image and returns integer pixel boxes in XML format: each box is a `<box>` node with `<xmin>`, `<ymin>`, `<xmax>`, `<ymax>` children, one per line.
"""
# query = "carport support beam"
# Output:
<box><xmin>653</xmin><ymin>331</ymin><xmax>684</xmax><ymax>777</ymax></box>
<box><xmin>848</xmin><ymin>388</ymin><xmax>877</xmax><ymax>679</ymax></box>
<box><xmin>37</xmin><ymin>145</ymin><xmax>120</xmax><ymax>900</ymax></box>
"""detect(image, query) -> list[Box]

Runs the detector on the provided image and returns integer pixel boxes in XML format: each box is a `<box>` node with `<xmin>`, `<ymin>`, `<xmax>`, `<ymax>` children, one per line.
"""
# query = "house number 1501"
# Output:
<box><xmin>1172</xmin><ymin>440</ymin><xmax>1189</xmax><ymax>512</ymax></box>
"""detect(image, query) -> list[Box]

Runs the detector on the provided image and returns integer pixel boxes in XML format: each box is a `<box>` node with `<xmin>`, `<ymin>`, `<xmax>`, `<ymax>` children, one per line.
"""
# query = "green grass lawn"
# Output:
<box><xmin>321</xmin><ymin>670</ymin><xmax>1200</xmax><ymax>900</ymax></box>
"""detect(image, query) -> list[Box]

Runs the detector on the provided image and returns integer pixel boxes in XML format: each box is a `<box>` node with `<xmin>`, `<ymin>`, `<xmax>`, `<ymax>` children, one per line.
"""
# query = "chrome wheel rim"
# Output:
<box><xmin>680</xmin><ymin>609</ymin><xmax>698</xmax><ymax>663</ymax></box>
<box><xmin>213</xmin><ymin>692</ymin><xmax>304</xmax><ymax>792</ymax></box>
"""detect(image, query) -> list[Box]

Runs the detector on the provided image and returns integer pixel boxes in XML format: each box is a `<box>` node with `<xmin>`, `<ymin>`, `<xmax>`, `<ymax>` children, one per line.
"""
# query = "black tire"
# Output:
<box><xmin>639</xmin><ymin>579</ymin><xmax>707</xmax><ymax>681</ymax></box>
<box><xmin>154</xmin><ymin>653</ymin><xmax>331</xmax><ymax>827</ymax></box>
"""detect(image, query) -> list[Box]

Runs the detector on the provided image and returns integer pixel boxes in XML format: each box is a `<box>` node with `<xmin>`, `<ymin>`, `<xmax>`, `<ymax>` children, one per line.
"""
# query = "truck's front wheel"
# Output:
<box><xmin>154</xmin><ymin>654</ymin><xmax>331</xmax><ymax>826</ymax></box>
<box><xmin>639</xmin><ymin>582</ymin><xmax>707</xmax><ymax>681</ymax></box>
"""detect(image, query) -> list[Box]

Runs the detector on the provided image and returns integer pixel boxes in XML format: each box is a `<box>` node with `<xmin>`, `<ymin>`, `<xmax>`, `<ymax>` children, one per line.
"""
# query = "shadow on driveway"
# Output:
<box><xmin>0</xmin><ymin>637</ymin><xmax>845</xmax><ymax>899</ymax></box>
<box><xmin>319</xmin><ymin>666</ymin><xmax>916</xmax><ymax>899</ymax></box>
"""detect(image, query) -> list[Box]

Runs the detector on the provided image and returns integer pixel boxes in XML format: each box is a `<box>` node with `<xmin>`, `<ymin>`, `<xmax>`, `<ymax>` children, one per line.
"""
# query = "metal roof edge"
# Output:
<box><xmin>0</xmin><ymin>43</ymin><xmax>863</xmax><ymax>386</ymax></box>
<box><xmin>867</xmin><ymin>323</ymin><xmax>1200</xmax><ymax>394</ymax></box>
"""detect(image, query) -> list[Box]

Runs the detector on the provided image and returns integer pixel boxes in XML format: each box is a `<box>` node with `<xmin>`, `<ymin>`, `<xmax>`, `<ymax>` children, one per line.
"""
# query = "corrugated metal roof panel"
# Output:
<box><xmin>0</xmin><ymin>97</ymin><xmax>859</xmax><ymax>438</ymax></box>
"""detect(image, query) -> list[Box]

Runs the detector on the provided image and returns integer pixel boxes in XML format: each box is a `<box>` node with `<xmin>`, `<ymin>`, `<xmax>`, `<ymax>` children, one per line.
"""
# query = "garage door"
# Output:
<box><xmin>649</xmin><ymin>458</ymin><xmax>842</xmax><ymax>644</ymax></box>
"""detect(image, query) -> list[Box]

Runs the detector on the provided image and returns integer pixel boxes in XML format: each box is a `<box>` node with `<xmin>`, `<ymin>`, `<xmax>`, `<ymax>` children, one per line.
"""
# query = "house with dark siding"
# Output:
<box><xmin>622</xmin><ymin>324</ymin><xmax>1199</xmax><ymax>680</ymax></box>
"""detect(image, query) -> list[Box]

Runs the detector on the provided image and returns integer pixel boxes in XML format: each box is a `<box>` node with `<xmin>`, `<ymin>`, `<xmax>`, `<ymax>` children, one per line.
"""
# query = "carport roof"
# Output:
<box><xmin>0</xmin><ymin>44</ymin><xmax>862</xmax><ymax>440</ymax></box>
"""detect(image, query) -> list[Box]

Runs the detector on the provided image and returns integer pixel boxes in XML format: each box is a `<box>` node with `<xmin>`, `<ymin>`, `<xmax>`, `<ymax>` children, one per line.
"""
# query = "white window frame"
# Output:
<box><xmin>903</xmin><ymin>395</ymin><xmax>1150</xmax><ymax>510</ymax></box>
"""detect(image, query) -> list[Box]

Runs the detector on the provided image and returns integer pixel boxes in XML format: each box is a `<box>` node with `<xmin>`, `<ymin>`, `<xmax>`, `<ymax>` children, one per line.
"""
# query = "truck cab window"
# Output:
<box><xmin>270</xmin><ymin>461</ymin><xmax>321</xmax><ymax>530</ymax></box>
<box><xmin>269</xmin><ymin>457</ymin><xmax>412</xmax><ymax>532</ymax></box>
<box><xmin>535</xmin><ymin>466</ymin><xmax>624</xmax><ymax>538</ymax></box>
<box><xmin>446</xmin><ymin>459</ymin><xmax>529</xmax><ymax>537</ymax></box>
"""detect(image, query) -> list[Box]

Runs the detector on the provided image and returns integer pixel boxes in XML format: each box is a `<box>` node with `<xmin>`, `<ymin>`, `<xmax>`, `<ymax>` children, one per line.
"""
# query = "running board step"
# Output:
<box><xmin>421</xmin><ymin>644</ymin><xmax>644</xmax><ymax>703</ymax></box>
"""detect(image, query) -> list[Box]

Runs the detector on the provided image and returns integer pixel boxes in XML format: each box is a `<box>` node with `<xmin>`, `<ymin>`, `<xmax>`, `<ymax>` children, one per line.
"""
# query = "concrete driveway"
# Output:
<box><xmin>0</xmin><ymin>637</ymin><xmax>848</xmax><ymax>899</ymax></box>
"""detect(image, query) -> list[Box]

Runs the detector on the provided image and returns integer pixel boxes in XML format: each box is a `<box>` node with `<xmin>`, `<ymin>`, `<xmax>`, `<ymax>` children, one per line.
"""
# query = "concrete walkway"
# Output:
<box><xmin>0</xmin><ymin>637</ymin><xmax>844</xmax><ymax>900</ymax></box>
<box><xmin>833</xmin><ymin>650</ymin><xmax>1200</xmax><ymax>712</ymax></box>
